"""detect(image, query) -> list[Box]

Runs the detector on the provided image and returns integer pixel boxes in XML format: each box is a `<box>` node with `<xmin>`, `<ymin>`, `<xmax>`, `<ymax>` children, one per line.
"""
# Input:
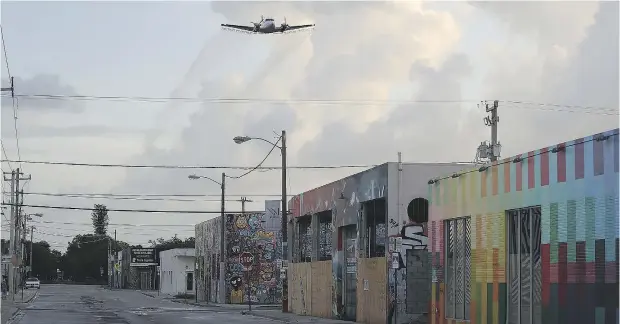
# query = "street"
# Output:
<box><xmin>7</xmin><ymin>284</ymin><xmax>285</xmax><ymax>324</ymax></box>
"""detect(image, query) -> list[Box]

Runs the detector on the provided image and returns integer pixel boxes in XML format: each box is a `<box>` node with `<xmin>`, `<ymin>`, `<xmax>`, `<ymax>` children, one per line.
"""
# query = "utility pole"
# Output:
<box><xmin>3</xmin><ymin>168</ymin><xmax>30</xmax><ymax>299</ymax></box>
<box><xmin>476</xmin><ymin>100</ymin><xmax>501</xmax><ymax>164</ymax></box>
<box><xmin>3</xmin><ymin>170</ymin><xmax>16</xmax><ymax>300</ymax></box>
<box><xmin>29</xmin><ymin>226</ymin><xmax>33</xmax><ymax>278</ymax></box>
<box><xmin>113</xmin><ymin>229</ymin><xmax>117</xmax><ymax>288</ymax></box>
<box><xmin>238</xmin><ymin>197</ymin><xmax>252</xmax><ymax>216</ymax></box>
<box><xmin>219</xmin><ymin>172</ymin><xmax>226</xmax><ymax>304</ymax></box>
<box><xmin>20</xmin><ymin>190</ymin><xmax>26</xmax><ymax>288</ymax></box>
<box><xmin>1</xmin><ymin>77</ymin><xmax>14</xmax><ymax>95</ymax></box>
<box><xmin>280</xmin><ymin>130</ymin><xmax>288</xmax><ymax>313</ymax></box>
<box><xmin>238</xmin><ymin>196</ymin><xmax>252</xmax><ymax>311</ymax></box>
<box><xmin>108</xmin><ymin>237</ymin><xmax>111</xmax><ymax>288</ymax></box>
<box><xmin>488</xmin><ymin>100</ymin><xmax>499</xmax><ymax>162</ymax></box>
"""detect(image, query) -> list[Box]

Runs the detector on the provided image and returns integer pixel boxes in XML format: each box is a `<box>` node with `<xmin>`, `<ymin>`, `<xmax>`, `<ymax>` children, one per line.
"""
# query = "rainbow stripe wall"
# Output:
<box><xmin>428</xmin><ymin>128</ymin><xmax>619</xmax><ymax>324</ymax></box>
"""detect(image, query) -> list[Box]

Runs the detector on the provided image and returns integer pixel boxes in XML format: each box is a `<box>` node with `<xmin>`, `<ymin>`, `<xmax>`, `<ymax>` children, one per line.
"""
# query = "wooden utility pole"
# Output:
<box><xmin>3</xmin><ymin>168</ymin><xmax>30</xmax><ymax>299</ymax></box>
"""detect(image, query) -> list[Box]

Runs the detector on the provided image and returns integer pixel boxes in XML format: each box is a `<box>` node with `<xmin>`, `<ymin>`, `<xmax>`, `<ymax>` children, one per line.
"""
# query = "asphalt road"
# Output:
<box><xmin>9</xmin><ymin>284</ymin><xmax>281</xmax><ymax>324</ymax></box>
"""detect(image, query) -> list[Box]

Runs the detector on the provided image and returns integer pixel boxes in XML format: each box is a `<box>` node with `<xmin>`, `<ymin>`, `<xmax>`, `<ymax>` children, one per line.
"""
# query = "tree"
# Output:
<box><xmin>24</xmin><ymin>241</ymin><xmax>61</xmax><ymax>281</ymax></box>
<box><xmin>91</xmin><ymin>204</ymin><xmax>109</xmax><ymax>235</ymax></box>
<box><xmin>59</xmin><ymin>234</ymin><xmax>128</xmax><ymax>283</ymax></box>
<box><xmin>148</xmin><ymin>236</ymin><xmax>195</xmax><ymax>252</ymax></box>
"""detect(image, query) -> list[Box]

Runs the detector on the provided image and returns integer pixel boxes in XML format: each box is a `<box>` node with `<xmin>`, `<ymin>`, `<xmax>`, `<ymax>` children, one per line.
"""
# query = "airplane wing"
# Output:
<box><xmin>221</xmin><ymin>24</ymin><xmax>255</xmax><ymax>33</ymax></box>
<box><xmin>282</xmin><ymin>24</ymin><xmax>315</xmax><ymax>33</ymax></box>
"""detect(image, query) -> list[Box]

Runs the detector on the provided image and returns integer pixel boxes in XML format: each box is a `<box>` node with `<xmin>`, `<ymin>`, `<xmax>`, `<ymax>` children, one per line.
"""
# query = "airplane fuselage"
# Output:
<box><xmin>258</xmin><ymin>19</ymin><xmax>278</xmax><ymax>33</ymax></box>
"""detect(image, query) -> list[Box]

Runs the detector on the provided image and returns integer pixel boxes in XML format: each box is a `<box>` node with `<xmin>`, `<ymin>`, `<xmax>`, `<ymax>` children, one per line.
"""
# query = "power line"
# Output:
<box><xmin>22</xmin><ymin>193</ymin><xmax>248</xmax><ymax>203</ymax></box>
<box><xmin>0</xmin><ymin>159</ymin><xmax>377</xmax><ymax>170</ymax></box>
<box><xmin>10</xmin><ymin>93</ymin><xmax>479</xmax><ymax>105</ymax></box>
<box><xmin>21</xmin><ymin>192</ymin><xmax>284</xmax><ymax>198</ymax></box>
<box><xmin>0</xmin><ymin>24</ymin><xmax>11</xmax><ymax>79</ymax></box>
<box><xmin>226</xmin><ymin>135</ymin><xmax>281</xmax><ymax>179</ymax></box>
<box><xmin>1</xmin><ymin>203</ymin><xmax>250</xmax><ymax>214</ymax></box>
<box><xmin>31</xmin><ymin>220</ymin><xmax>196</xmax><ymax>227</ymax></box>
<box><xmin>1</xmin><ymin>141</ymin><xmax>12</xmax><ymax>170</ymax></box>
<box><xmin>34</xmin><ymin>224</ymin><xmax>193</xmax><ymax>234</ymax></box>
<box><xmin>0</xmin><ymin>26</ymin><xmax>22</xmax><ymax>168</ymax></box>
<box><xmin>5</xmin><ymin>93</ymin><xmax>616</xmax><ymax>115</ymax></box>
<box><xmin>501</xmin><ymin>100</ymin><xmax>618</xmax><ymax>114</ymax></box>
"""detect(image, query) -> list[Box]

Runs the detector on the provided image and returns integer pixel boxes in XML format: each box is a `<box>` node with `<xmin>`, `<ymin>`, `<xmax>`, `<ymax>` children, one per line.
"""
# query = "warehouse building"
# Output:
<box><xmin>428</xmin><ymin>128</ymin><xmax>619</xmax><ymax>324</ymax></box>
<box><xmin>286</xmin><ymin>161</ymin><xmax>470</xmax><ymax>324</ymax></box>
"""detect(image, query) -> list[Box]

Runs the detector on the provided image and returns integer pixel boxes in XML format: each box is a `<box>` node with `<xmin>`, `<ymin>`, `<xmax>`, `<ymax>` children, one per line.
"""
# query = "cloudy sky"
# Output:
<box><xmin>1</xmin><ymin>1</ymin><xmax>618</xmax><ymax>251</ymax></box>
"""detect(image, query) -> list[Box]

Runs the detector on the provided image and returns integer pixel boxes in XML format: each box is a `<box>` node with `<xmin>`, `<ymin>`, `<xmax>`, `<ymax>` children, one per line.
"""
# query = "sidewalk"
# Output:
<box><xmin>1</xmin><ymin>289</ymin><xmax>38</xmax><ymax>324</ymax></box>
<box><xmin>137</xmin><ymin>291</ymin><xmax>351</xmax><ymax>323</ymax></box>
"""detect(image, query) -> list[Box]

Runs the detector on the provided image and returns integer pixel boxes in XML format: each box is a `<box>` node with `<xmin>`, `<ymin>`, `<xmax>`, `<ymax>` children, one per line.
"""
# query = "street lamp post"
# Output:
<box><xmin>188</xmin><ymin>173</ymin><xmax>226</xmax><ymax>304</ymax></box>
<box><xmin>233</xmin><ymin>130</ymin><xmax>288</xmax><ymax>312</ymax></box>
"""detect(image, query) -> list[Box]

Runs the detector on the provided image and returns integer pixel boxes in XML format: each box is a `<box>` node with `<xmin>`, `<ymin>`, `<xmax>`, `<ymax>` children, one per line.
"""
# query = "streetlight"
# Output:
<box><xmin>233</xmin><ymin>130</ymin><xmax>288</xmax><ymax>312</ymax></box>
<box><xmin>187</xmin><ymin>173</ymin><xmax>226</xmax><ymax>304</ymax></box>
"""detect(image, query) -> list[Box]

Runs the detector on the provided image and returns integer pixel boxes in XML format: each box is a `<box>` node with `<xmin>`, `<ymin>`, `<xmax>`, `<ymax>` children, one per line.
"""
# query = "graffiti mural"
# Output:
<box><xmin>195</xmin><ymin>216</ymin><xmax>222</xmax><ymax>303</ymax></box>
<box><xmin>225</xmin><ymin>211</ymin><xmax>282</xmax><ymax>304</ymax></box>
<box><xmin>387</xmin><ymin>196</ymin><xmax>431</xmax><ymax>324</ymax></box>
<box><xmin>196</xmin><ymin>200</ymin><xmax>282</xmax><ymax>305</ymax></box>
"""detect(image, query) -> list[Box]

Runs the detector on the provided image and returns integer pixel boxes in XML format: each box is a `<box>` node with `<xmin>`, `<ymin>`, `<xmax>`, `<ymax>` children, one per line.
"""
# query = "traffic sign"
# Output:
<box><xmin>239</xmin><ymin>252</ymin><xmax>254</xmax><ymax>268</ymax></box>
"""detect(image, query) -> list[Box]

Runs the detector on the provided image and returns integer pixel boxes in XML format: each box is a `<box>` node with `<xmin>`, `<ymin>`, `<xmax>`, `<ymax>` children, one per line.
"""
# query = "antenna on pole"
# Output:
<box><xmin>474</xmin><ymin>100</ymin><xmax>501</xmax><ymax>165</ymax></box>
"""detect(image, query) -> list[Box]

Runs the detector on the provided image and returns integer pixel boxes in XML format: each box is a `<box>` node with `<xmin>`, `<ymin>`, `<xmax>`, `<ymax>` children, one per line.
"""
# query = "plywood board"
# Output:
<box><xmin>288</xmin><ymin>261</ymin><xmax>333</xmax><ymax>318</ymax></box>
<box><xmin>356</xmin><ymin>257</ymin><xmax>387</xmax><ymax>324</ymax></box>
<box><xmin>288</xmin><ymin>262</ymin><xmax>311</xmax><ymax>315</ymax></box>
<box><xmin>310</xmin><ymin>260</ymin><xmax>333</xmax><ymax>318</ymax></box>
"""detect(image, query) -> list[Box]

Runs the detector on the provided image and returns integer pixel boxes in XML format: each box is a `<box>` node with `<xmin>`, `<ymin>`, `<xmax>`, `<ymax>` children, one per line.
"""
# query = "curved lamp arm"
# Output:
<box><xmin>188</xmin><ymin>174</ymin><xmax>223</xmax><ymax>187</ymax></box>
<box><xmin>233</xmin><ymin>135</ymin><xmax>282</xmax><ymax>149</ymax></box>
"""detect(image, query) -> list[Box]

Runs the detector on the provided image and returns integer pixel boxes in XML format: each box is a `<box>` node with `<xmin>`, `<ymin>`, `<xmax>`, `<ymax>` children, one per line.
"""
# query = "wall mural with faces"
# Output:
<box><xmin>225</xmin><ymin>212</ymin><xmax>282</xmax><ymax>304</ymax></box>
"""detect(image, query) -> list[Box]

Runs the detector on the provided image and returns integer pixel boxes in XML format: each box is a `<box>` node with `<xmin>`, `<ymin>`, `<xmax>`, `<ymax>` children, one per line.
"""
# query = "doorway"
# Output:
<box><xmin>506</xmin><ymin>206</ymin><xmax>542</xmax><ymax>324</ymax></box>
<box><xmin>139</xmin><ymin>270</ymin><xmax>154</xmax><ymax>290</ymax></box>
<box><xmin>342</xmin><ymin>225</ymin><xmax>357</xmax><ymax>321</ymax></box>
<box><xmin>186</xmin><ymin>272</ymin><xmax>194</xmax><ymax>292</ymax></box>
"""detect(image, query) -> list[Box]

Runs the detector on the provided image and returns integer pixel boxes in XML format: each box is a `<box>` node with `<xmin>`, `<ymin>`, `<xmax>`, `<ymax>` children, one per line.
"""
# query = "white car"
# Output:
<box><xmin>25</xmin><ymin>277</ymin><xmax>40</xmax><ymax>289</ymax></box>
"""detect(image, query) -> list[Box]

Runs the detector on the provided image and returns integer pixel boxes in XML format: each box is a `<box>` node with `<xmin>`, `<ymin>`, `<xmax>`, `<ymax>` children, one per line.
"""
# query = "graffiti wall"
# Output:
<box><xmin>225</xmin><ymin>207</ymin><xmax>282</xmax><ymax>304</ymax></box>
<box><xmin>428</xmin><ymin>129</ymin><xmax>619</xmax><ymax>324</ymax></box>
<box><xmin>288</xmin><ymin>165</ymin><xmax>389</xmax><ymax>319</ymax></box>
<box><xmin>195</xmin><ymin>215</ymin><xmax>223</xmax><ymax>303</ymax></box>
<box><xmin>195</xmin><ymin>201</ymin><xmax>283</xmax><ymax>305</ymax></box>
<box><xmin>384</xmin><ymin>162</ymin><xmax>469</xmax><ymax>324</ymax></box>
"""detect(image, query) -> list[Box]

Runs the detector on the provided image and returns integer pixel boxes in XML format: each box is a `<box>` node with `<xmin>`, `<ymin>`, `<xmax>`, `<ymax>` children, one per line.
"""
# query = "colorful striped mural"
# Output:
<box><xmin>428</xmin><ymin>128</ymin><xmax>619</xmax><ymax>324</ymax></box>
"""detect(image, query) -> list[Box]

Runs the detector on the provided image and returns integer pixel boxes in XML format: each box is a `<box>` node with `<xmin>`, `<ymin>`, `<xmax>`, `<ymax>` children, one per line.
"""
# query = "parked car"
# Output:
<box><xmin>25</xmin><ymin>277</ymin><xmax>40</xmax><ymax>289</ymax></box>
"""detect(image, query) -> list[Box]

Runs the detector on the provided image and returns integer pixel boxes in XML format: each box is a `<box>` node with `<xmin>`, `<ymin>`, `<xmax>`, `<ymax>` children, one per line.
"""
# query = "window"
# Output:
<box><xmin>363</xmin><ymin>198</ymin><xmax>386</xmax><ymax>258</ymax></box>
<box><xmin>318</xmin><ymin>210</ymin><xmax>333</xmax><ymax>261</ymax></box>
<box><xmin>507</xmin><ymin>206</ymin><xmax>542</xmax><ymax>324</ymax></box>
<box><xmin>297</xmin><ymin>216</ymin><xmax>312</xmax><ymax>262</ymax></box>
<box><xmin>445</xmin><ymin>217</ymin><xmax>471</xmax><ymax>320</ymax></box>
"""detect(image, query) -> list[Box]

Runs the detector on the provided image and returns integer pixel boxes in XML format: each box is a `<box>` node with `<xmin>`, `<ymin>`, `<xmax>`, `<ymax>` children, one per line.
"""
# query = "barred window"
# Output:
<box><xmin>297</xmin><ymin>216</ymin><xmax>312</xmax><ymax>262</ymax></box>
<box><xmin>318</xmin><ymin>211</ymin><xmax>333</xmax><ymax>261</ymax></box>
<box><xmin>445</xmin><ymin>217</ymin><xmax>471</xmax><ymax>320</ymax></box>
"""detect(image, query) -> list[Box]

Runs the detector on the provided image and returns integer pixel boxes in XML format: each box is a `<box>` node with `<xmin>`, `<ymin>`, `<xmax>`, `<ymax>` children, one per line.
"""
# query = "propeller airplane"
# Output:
<box><xmin>221</xmin><ymin>16</ymin><xmax>315</xmax><ymax>34</ymax></box>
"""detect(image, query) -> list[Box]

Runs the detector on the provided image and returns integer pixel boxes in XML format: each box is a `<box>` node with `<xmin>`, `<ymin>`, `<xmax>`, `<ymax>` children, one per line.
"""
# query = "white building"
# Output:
<box><xmin>158</xmin><ymin>248</ymin><xmax>195</xmax><ymax>296</ymax></box>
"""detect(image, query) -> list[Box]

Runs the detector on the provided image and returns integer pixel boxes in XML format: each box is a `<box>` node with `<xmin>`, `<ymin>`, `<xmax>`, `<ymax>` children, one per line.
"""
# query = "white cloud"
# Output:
<box><xmin>2</xmin><ymin>1</ymin><xmax>618</xmax><ymax>250</ymax></box>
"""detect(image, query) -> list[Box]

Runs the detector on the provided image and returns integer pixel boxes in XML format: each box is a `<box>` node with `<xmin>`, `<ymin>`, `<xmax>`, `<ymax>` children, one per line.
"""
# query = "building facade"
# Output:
<box><xmin>159</xmin><ymin>248</ymin><xmax>196</xmax><ymax>296</ymax></box>
<box><xmin>428</xmin><ymin>129</ymin><xmax>619</xmax><ymax>324</ymax></box>
<box><xmin>119</xmin><ymin>247</ymin><xmax>158</xmax><ymax>290</ymax></box>
<box><xmin>287</xmin><ymin>162</ymin><xmax>470</xmax><ymax>324</ymax></box>
<box><xmin>195</xmin><ymin>200</ymin><xmax>283</xmax><ymax>304</ymax></box>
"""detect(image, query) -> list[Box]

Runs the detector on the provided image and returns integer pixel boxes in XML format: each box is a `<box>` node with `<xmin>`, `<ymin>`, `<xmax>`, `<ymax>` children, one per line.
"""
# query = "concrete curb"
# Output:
<box><xmin>16</xmin><ymin>290</ymin><xmax>39</xmax><ymax>304</ymax></box>
<box><xmin>240</xmin><ymin>311</ymin><xmax>290</xmax><ymax>323</ymax></box>
<box><xmin>4</xmin><ymin>290</ymin><xmax>38</xmax><ymax>324</ymax></box>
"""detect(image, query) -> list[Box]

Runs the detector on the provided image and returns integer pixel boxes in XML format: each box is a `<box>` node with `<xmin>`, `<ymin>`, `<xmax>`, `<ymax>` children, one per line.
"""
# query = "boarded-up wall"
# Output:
<box><xmin>357</xmin><ymin>257</ymin><xmax>387</xmax><ymax>324</ymax></box>
<box><xmin>288</xmin><ymin>260</ymin><xmax>332</xmax><ymax>318</ymax></box>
